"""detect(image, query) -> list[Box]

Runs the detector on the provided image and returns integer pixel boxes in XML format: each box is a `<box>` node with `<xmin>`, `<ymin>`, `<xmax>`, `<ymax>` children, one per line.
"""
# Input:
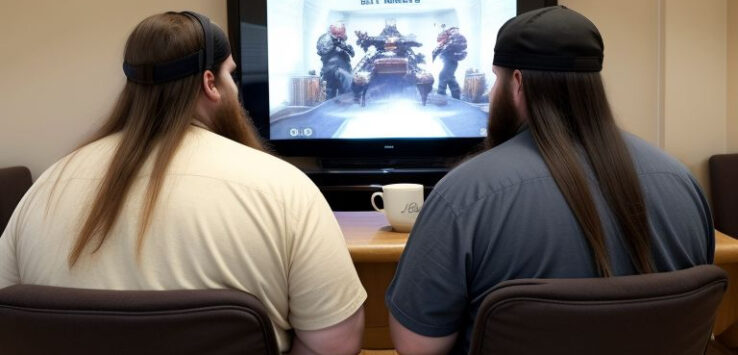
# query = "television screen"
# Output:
<box><xmin>262</xmin><ymin>0</ymin><xmax>516</xmax><ymax>141</ymax></box>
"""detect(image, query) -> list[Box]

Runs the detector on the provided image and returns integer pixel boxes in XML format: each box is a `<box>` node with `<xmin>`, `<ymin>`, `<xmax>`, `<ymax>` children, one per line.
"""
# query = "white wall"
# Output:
<box><xmin>0</xmin><ymin>0</ymin><xmax>226</xmax><ymax>179</ymax></box>
<box><xmin>562</xmin><ymin>0</ymin><xmax>730</xmax><ymax>193</ymax></box>
<box><xmin>729</xmin><ymin>0</ymin><xmax>738</xmax><ymax>154</ymax></box>
<box><xmin>662</xmin><ymin>0</ymin><xmax>727</xmax><ymax>190</ymax></box>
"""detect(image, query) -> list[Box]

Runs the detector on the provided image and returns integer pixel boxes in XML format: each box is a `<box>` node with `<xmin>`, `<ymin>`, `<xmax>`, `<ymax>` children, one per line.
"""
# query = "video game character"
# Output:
<box><xmin>351</xmin><ymin>19</ymin><xmax>433</xmax><ymax>105</ymax></box>
<box><xmin>316</xmin><ymin>23</ymin><xmax>355</xmax><ymax>99</ymax></box>
<box><xmin>432</xmin><ymin>26</ymin><xmax>467</xmax><ymax>99</ymax></box>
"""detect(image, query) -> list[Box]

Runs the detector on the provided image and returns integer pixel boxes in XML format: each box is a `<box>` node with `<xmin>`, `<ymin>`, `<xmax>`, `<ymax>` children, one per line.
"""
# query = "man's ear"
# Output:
<box><xmin>512</xmin><ymin>69</ymin><xmax>523</xmax><ymax>95</ymax></box>
<box><xmin>511</xmin><ymin>69</ymin><xmax>529</xmax><ymax>121</ymax></box>
<box><xmin>511</xmin><ymin>69</ymin><xmax>524</xmax><ymax>103</ymax></box>
<box><xmin>201</xmin><ymin>70</ymin><xmax>221</xmax><ymax>102</ymax></box>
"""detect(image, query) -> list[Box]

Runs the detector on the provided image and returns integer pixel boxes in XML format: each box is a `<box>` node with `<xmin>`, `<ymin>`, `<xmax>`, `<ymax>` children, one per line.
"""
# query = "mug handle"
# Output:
<box><xmin>371</xmin><ymin>192</ymin><xmax>384</xmax><ymax>213</ymax></box>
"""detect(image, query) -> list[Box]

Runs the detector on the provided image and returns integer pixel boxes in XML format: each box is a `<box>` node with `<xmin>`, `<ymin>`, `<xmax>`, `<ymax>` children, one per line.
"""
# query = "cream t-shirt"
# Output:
<box><xmin>0</xmin><ymin>126</ymin><xmax>366</xmax><ymax>352</ymax></box>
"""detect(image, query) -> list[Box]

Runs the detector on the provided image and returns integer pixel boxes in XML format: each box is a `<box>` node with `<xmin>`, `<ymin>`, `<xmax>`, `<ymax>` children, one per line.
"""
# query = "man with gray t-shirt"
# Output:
<box><xmin>386</xmin><ymin>6</ymin><xmax>713</xmax><ymax>354</ymax></box>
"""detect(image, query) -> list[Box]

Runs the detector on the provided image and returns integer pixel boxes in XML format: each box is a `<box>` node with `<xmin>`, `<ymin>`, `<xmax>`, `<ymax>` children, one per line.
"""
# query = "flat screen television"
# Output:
<box><xmin>227</xmin><ymin>0</ymin><xmax>557</xmax><ymax>161</ymax></box>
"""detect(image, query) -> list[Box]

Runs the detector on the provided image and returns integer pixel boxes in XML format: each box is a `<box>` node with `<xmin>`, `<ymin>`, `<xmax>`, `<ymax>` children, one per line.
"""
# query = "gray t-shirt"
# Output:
<box><xmin>386</xmin><ymin>129</ymin><xmax>714</xmax><ymax>354</ymax></box>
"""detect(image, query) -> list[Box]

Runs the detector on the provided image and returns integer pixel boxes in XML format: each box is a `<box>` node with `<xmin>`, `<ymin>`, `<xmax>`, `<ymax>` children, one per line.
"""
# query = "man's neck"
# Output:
<box><xmin>191</xmin><ymin>118</ymin><xmax>211</xmax><ymax>131</ymax></box>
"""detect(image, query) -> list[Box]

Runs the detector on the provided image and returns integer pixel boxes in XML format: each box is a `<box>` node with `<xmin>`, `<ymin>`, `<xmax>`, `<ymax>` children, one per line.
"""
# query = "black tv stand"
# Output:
<box><xmin>306</xmin><ymin>157</ymin><xmax>457</xmax><ymax>211</ymax></box>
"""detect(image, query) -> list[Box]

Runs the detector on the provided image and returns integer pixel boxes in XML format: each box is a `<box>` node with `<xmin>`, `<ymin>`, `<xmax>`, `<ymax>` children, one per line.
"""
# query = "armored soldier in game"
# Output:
<box><xmin>353</xmin><ymin>19</ymin><xmax>424</xmax><ymax>68</ymax></box>
<box><xmin>316</xmin><ymin>23</ymin><xmax>355</xmax><ymax>99</ymax></box>
<box><xmin>351</xmin><ymin>19</ymin><xmax>431</xmax><ymax>104</ymax></box>
<box><xmin>432</xmin><ymin>26</ymin><xmax>467</xmax><ymax>99</ymax></box>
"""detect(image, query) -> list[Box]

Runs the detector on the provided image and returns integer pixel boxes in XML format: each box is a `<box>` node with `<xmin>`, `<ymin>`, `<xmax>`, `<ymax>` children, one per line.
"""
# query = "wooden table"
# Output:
<box><xmin>337</xmin><ymin>211</ymin><xmax>738</xmax><ymax>350</ymax></box>
<box><xmin>337</xmin><ymin>212</ymin><xmax>406</xmax><ymax>349</ymax></box>
<box><xmin>714</xmin><ymin>231</ymin><xmax>738</xmax><ymax>348</ymax></box>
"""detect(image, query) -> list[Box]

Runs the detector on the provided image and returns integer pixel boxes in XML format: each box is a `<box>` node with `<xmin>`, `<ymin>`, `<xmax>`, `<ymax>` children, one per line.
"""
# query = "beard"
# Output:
<box><xmin>210</xmin><ymin>88</ymin><xmax>268</xmax><ymax>152</ymax></box>
<box><xmin>483</xmin><ymin>81</ymin><xmax>521</xmax><ymax>150</ymax></box>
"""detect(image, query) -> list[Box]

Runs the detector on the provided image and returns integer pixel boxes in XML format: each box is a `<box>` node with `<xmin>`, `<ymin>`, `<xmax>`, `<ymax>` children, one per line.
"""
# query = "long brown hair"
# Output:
<box><xmin>65</xmin><ymin>13</ymin><xmax>263</xmax><ymax>266</ymax></box>
<box><xmin>512</xmin><ymin>69</ymin><xmax>654</xmax><ymax>276</ymax></box>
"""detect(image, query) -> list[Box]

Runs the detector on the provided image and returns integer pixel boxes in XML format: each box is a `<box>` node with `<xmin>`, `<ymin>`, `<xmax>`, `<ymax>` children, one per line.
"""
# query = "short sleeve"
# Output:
<box><xmin>385</xmin><ymin>192</ymin><xmax>468</xmax><ymax>337</ymax></box>
<box><xmin>286</xmin><ymin>191</ymin><xmax>367</xmax><ymax>330</ymax></box>
<box><xmin>687</xmin><ymin>174</ymin><xmax>715</xmax><ymax>263</ymax></box>
<box><xmin>0</xmin><ymin>197</ymin><xmax>23</xmax><ymax>288</ymax></box>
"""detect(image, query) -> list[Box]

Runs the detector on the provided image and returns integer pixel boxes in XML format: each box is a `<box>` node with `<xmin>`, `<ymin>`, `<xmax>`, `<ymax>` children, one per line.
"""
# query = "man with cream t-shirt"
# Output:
<box><xmin>0</xmin><ymin>11</ymin><xmax>365</xmax><ymax>354</ymax></box>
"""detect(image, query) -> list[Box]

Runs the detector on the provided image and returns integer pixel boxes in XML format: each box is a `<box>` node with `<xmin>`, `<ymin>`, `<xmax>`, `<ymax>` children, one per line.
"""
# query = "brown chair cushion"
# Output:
<box><xmin>469</xmin><ymin>265</ymin><xmax>728</xmax><ymax>355</ymax></box>
<box><xmin>710</xmin><ymin>154</ymin><xmax>738</xmax><ymax>238</ymax></box>
<box><xmin>0</xmin><ymin>285</ymin><xmax>279</xmax><ymax>355</ymax></box>
<box><xmin>0</xmin><ymin>166</ymin><xmax>32</xmax><ymax>233</ymax></box>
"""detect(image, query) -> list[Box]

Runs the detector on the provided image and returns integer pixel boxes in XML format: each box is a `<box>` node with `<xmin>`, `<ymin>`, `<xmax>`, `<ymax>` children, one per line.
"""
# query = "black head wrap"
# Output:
<box><xmin>123</xmin><ymin>11</ymin><xmax>231</xmax><ymax>84</ymax></box>
<box><xmin>493</xmin><ymin>6</ymin><xmax>604</xmax><ymax>72</ymax></box>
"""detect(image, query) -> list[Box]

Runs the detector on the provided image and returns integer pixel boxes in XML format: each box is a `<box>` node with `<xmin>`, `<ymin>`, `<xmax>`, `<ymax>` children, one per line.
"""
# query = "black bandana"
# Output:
<box><xmin>123</xmin><ymin>11</ymin><xmax>231</xmax><ymax>85</ymax></box>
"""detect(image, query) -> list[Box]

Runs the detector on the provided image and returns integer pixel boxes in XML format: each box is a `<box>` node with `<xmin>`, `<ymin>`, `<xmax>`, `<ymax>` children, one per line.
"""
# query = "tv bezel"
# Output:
<box><xmin>226</xmin><ymin>0</ymin><xmax>557</xmax><ymax>158</ymax></box>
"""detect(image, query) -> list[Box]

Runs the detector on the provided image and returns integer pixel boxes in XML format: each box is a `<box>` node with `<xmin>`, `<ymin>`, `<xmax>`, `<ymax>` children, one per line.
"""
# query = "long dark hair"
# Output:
<box><xmin>62</xmin><ymin>13</ymin><xmax>264</xmax><ymax>266</ymax></box>
<box><xmin>516</xmin><ymin>69</ymin><xmax>654</xmax><ymax>276</ymax></box>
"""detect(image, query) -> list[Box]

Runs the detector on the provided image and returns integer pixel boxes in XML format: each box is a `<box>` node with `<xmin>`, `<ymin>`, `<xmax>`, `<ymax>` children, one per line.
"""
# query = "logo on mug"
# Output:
<box><xmin>401</xmin><ymin>202</ymin><xmax>421</xmax><ymax>215</ymax></box>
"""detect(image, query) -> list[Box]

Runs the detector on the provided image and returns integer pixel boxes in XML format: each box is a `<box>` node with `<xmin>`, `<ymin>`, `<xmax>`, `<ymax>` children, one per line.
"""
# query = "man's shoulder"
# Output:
<box><xmin>35</xmin><ymin>133</ymin><xmax>121</xmax><ymax>184</ymax></box>
<box><xmin>174</xmin><ymin>127</ymin><xmax>317</xmax><ymax>193</ymax></box>
<box><xmin>434</xmin><ymin>130</ymin><xmax>550</xmax><ymax>208</ymax></box>
<box><xmin>431</xmin><ymin>130</ymin><xmax>695</xmax><ymax>213</ymax></box>
<box><xmin>622</xmin><ymin>133</ymin><xmax>692</xmax><ymax>179</ymax></box>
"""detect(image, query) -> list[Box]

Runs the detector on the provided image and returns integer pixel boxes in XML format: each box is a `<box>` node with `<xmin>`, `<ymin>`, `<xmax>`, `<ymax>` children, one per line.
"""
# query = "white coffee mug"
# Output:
<box><xmin>371</xmin><ymin>183</ymin><xmax>424</xmax><ymax>232</ymax></box>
